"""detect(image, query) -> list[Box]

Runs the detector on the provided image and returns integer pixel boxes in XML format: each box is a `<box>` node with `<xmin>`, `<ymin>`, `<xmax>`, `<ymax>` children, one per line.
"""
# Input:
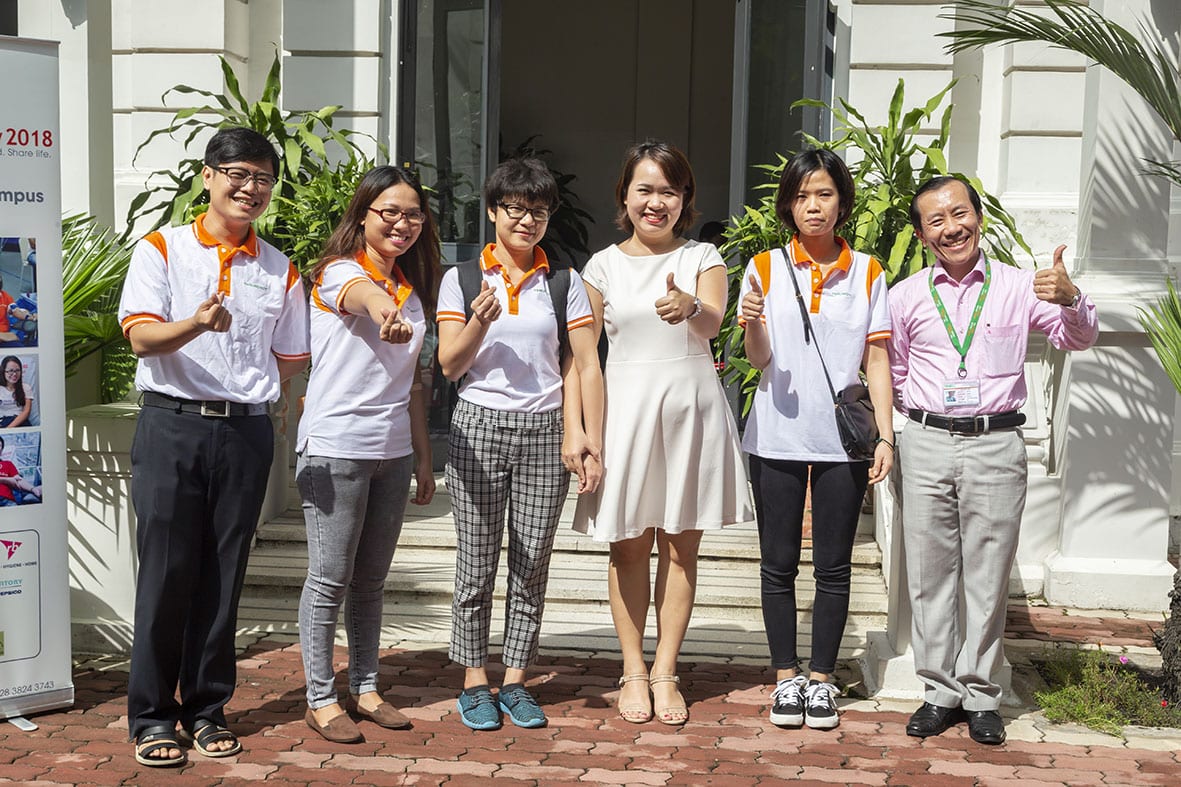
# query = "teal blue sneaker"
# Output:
<box><xmin>498</xmin><ymin>684</ymin><xmax>547</xmax><ymax>728</ymax></box>
<box><xmin>457</xmin><ymin>685</ymin><xmax>501</xmax><ymax>730</ymax></box>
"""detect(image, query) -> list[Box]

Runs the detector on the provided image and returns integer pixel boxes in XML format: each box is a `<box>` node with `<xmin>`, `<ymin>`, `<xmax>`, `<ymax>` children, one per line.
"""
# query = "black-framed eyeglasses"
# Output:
<box><xmin>498</xmin><ymin>203</ymin><xmax>551</xmax><ymax>222</ymax></box>
<box><xmin>3</xmin><ymin>368</ymin><xmax>20</xmax><ymax>375</ymax></box>
<box><xmin>214</xmin><ymin>166</ymin><xmax>278</xmax><ymax>190</ymax></box>
<box><xmin>367</xmin><ymin>207</ymin><xmax>428</xmax><ymax>225</ymax></box>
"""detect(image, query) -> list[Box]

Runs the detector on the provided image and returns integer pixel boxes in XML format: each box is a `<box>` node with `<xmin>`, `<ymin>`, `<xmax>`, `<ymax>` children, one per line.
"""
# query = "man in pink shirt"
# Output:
<box><xmin>889</xmin><ymin>176</ymin><xmax>1098</xmax><ymax>745</ymax></box>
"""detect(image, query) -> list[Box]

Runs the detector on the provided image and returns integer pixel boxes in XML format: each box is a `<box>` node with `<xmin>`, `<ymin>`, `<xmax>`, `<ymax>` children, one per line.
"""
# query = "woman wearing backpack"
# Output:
<box><xmin>436</xmin><ymin>157</ymin><xmax>604</xmax><ymax>730</ymax></box>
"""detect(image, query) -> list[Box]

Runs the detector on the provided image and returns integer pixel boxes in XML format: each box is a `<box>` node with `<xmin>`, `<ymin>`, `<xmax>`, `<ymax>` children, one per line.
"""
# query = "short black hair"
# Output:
<box><xmin>910</xmin><ymin>176</ymin><xmax>982</xmax><ymax>228</ymax></box>
<box><xmin>483</xmin><ymin>157</ymin><xmax>559</xmax><ymax>212</ymax></box>
<box><xmin>775</xmin><ymin>148</ymin><xmax>855</xmax><ymax>233</ymax></box>
<box><xmin>698</xmin><ymin>221</ymin><xmax>725</xmax><ymax>241</ymax></box>
<box><xmin>204</xmin><ymin>127</ymin><xmax>280</xmax><ymax>175</ymax></box>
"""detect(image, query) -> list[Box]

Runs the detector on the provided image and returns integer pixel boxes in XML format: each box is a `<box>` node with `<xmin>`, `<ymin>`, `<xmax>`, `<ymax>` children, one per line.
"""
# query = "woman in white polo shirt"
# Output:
<box><xmin>739</xmin><ymin>148</ymin><xmax>893</xmax><ymax>731</ymax></box>
<box><xmin>297</xmin><ymin>166</ymin><xmax>441</xmax><ymax>744</ymax></box>
<box><xmin>436</xmin><ymin>157</ymin><xmax>604</xmax><ymax>731</ymax></box>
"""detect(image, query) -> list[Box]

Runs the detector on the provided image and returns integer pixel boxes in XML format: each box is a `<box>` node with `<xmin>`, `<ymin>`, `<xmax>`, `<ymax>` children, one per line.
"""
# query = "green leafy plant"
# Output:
<box><xmin>715</xmin><ymin>80</ymin><xmax>1033</xmax><ymax>412</ymax></box>
<box><xmin>1034</xmin><ymin>647</ymin><xmax>1179</xmax><ymax>736</ymax></box>
<box><xmin>127</xmin><ymin>52</ymin><xmax>378</xmax><ymax>270</ymax></box>
<box><xmin>61</xmin><ymin>213</ymin><xmax>136</xmax><ymax>402</ymax></box>
<box><xmin>943</xmin><ymin>0</ymin><xmax>1181</xmax><ymax>707</ymax></box>
<box><xmin>501</xmin><ymin>136</ymin><xmax>595</xmax><ymax>267</ymax></box>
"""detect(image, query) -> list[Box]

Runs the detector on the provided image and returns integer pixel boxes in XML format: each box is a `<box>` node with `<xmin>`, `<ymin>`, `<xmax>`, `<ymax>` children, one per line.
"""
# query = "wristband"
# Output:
<box><xmin>875</xmin><ymin>437</ymin><xmax>895</xmax><ymax>452</ymax></box>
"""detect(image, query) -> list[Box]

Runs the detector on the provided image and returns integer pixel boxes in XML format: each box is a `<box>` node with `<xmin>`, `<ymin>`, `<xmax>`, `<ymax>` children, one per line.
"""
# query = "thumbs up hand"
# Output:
<box><xmin>1033</xmin><ymin>244</ymin><xmax>1079</xmax><ymax>305</ymax></box>
<box><xmin>471</xmin><ymin>279</ymin><xmax>502</xmax><ymax>325</ymax></box>
<box><xmin>741</xmin><ymin>273</ymin><xmax>765</xmax><ymax>323</ymax></box>
<box><xmin>655</xmin><ymin>271</ymin><xmax>693</xmax><ymax>324</ymax></box>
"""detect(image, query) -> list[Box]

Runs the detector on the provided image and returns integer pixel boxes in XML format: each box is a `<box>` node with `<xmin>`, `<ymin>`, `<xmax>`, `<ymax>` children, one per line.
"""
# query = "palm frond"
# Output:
<box><xmin>1140</xmin><ymin>280</ymin><xmax>1181</xmax><ymax>396</ymax></box>
<box><xmin>942</xmin><ymin>0</ymin><xmax>1181</xmax><ymax>142</ymax></box>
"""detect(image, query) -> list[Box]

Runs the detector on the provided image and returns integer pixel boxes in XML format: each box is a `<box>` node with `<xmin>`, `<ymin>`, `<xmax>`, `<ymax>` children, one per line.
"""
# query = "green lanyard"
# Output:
<box><xmin>928</xmin><ymin>260</ymin><xmax>991</xmax><ymax>379</ymax></box>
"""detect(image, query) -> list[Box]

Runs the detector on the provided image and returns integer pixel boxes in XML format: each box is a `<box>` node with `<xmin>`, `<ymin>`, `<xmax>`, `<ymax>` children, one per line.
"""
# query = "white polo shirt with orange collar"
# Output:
<box><xmin>738</xmin><ymin>236</ymin><xmax>891</xmax><ymax>462</ymax></box>
<box><xmin>298</xmin><ymin>252</ymin><xmax>426</xmax><ymax>460</ymax></box>
<box><xmin>118</xmin><ymin>214</ymin><xmax>311</xmax><ymax>404</ymax></box>
<box><xmin>436</xmin><ymin>243</ymin><xmax>593</xmax><ymax>413</ymax></box>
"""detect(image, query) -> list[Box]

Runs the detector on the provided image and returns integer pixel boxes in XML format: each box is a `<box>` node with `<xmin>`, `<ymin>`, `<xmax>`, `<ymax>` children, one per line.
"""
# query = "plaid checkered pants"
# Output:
<box><xmin>446</xmin><ymin>399</ymin><xmax>568</xmax><ymax>669</ymax></box>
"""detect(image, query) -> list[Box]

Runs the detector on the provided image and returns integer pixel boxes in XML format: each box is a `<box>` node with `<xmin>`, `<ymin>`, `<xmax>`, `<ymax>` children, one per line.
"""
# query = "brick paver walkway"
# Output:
<box><xmin>2</xmin><ymin>602</ymin><xmax>1179</xmax><ymax>786</ymax></box>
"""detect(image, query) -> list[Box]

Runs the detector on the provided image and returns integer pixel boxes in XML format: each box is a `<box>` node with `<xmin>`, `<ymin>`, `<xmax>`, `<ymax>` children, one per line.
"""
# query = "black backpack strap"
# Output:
<box><xmin>547</xmin><ymin>265</ymin><xmax>571</xmax><ymax>365</ymax></box>
<box><xmin>456</xmin><ymin>259</ymin><xmax>483</xmax><ymax>323</ymax></box>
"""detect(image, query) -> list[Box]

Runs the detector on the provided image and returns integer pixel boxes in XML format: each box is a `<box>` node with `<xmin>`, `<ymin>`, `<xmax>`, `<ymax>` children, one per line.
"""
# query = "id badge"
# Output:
<box><xmin>942</xmin><ymin>379</ymin><xmax>981</xmax><ymax>408</ymax></box>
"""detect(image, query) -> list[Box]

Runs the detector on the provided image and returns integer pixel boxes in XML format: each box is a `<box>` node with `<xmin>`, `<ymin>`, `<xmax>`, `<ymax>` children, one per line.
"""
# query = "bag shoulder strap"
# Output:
<box><xmin>783</xmin><ymin>243</ymin><xmax>839</xmax><ymax>403</ymax></box>
<box><xmin>456</xmin><ymin>259</ymin><xmax>484</xmax><ymax>323</ymax></box>
<box><xmin>547</xmin><ymin>264</ymin><xmax>571</xmax><ymax>364</ymax></box>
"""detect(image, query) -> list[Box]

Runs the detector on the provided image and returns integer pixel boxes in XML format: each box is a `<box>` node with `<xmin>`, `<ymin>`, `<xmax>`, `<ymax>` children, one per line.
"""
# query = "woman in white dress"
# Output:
<box><xmin>571</xmin><ymin>141</ymin><xmax>753</xmax><ymax>725</ymax></box>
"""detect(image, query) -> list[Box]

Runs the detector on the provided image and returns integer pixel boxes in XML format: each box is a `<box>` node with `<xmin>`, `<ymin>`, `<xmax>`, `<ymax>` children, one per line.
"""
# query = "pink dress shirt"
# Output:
<box><xmin>889</xmin><ymin>253</ymin><xmax>1098</xmax><ymax>415</ymax></box>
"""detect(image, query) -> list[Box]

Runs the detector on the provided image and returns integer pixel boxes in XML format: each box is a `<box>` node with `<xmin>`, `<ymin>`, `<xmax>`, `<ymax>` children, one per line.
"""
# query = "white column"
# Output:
<box><xmin>1043</xmin><ymin>0</ymin><xmax>1178</xmax><ymax>610</ymax></box>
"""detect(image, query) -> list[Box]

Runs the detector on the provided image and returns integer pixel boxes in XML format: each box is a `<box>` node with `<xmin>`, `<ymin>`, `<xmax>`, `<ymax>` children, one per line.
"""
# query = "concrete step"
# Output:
<box><xmin>240</xmin><ymin>474</ymin><xmax>888</xmax><ymax>663</ymax></box>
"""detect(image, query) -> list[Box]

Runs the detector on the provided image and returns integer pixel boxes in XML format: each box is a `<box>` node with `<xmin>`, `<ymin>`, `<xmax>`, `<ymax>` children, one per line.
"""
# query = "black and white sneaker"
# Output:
<box><xmin>768</xmin><ymin>675</ymin><xmax>807</xmax><ymax>726</ymax></box>
<box><xmin>804</xmin><ymin>679</ymin><xmax>840</xmax><ymax>729</ymax></box>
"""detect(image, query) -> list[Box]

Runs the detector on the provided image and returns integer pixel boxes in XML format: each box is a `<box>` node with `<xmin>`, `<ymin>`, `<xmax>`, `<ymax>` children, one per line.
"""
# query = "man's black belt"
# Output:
<box><xmin>908</xmin><ymin>409</ymin><xmax>1025</xmax><ymax>434</ymax></box>
<box><xmin>142</xmin><ymin>391</ymin><xmax>269</xmax><ymax>418</ymax></box>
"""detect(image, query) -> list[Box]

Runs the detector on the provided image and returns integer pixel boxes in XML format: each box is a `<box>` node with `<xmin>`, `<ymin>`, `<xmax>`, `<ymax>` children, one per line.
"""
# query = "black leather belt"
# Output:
<box><xmin>908</xmin><ymin>409</ymin><xmax>1025</xmax><ymax>434</ymax></box>
<box><xmin>142</xmin><ymin>391</ymin><xmax>269</xmax><ymax>418</ymax></box>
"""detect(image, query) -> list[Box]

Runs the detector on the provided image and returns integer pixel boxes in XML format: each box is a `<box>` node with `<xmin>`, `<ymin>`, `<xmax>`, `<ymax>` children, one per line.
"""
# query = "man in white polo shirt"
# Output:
<box><xmin>118</xmin><ymin>127</ymin><xmax>310</xmax><ymax>767</ymax></box>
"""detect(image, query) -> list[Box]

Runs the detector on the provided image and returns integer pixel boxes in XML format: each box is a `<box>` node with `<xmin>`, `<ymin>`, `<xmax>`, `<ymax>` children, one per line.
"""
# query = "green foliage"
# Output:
<box><xmin>127</xmin><ymin>51</ymin><xmax>379</xmax><ymax>273</ymax></box>
<box><xmin>714</xmin><ymin>80</ymin><xmax>1033</xmax><ymax>412</ymax></box>
<box><xmin>944</xmin><ymin>0</ymin><xmax>1181</xmax><ymax>187</ymax></box>
<box><xmin>1034</xmin><ymin>648</ymin><xmax>1180</xmax><ymax>736</ymax></box>
<box><xmin>500</xmin><ymin>136</ymin><xmax>595</xmax><ymax>267</ymax></box>
<box><xmin>61</xmin><ymin>214</ymin><xmax>135</xmax><ymax>401</ymax></box>
<box><xmin>1140</xmin><ymin>280</ymin><xmax>1181</xmax><ymax>395</ymax></box>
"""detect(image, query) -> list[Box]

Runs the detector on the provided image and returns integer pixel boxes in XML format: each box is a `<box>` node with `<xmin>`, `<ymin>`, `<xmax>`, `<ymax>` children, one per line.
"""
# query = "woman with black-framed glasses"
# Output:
<box><xmin>297</xmin><ymin>165</ymin><xmax>442</xmax><ymax>743</ymax></box>
<box><xmin>0</xmin><ymin>355</ymin><xmax>31</xmax><ymax>427</ymax></box>
<box><xmin>436</xmin><ymin>157</ymin><xmax>604</xmax><ymax>731</ymax></box>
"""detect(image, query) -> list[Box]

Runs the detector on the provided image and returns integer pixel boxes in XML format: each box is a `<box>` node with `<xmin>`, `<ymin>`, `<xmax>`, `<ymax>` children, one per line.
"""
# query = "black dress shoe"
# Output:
<box><xmin>966</xmin><ymin>709</ymin><xmax>1006</xmax><ymax>745</ymax></box>
<box><xmin>905</xmin><ymin>702</ymin><xmax>960</xmax><ymax>737</ymax></box>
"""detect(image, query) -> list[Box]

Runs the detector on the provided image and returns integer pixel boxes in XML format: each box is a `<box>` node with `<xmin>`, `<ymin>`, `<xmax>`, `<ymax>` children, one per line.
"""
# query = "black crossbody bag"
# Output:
<box><xmin>782</xmin><ymin>246</ymin><xmax>878</xmax><ymax>461</ymax></box>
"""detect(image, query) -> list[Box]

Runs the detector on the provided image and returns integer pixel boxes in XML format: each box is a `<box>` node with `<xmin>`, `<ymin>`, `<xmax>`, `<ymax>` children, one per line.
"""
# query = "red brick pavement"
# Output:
<box><xmin>0</xmin><ymin>626</ymin><xmax>1177</xmax><ymax>787</ymax></box>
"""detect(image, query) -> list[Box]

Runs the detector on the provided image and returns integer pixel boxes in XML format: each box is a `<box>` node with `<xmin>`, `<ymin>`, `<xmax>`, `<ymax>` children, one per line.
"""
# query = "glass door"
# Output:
<box><xmin>397</xmin><ymin>0</ymin><xmax>500</xmax><ymax>264</ymax></box>
<box><xmin>729</xmin><ymin>0</ymin><xmax>832</xmax><ymax>213</ymax></box>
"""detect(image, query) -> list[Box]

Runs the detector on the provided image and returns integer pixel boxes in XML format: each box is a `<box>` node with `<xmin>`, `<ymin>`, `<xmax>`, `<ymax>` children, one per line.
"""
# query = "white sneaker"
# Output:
<box><xmin>768</xmin><ymin>675</ymin><xmax>808</xmax><ymax>726</ymax></box>
<box><xmin>803</xmin><ymin>679</ymin><xmax>840</xmax><ymax>729</ymax></box>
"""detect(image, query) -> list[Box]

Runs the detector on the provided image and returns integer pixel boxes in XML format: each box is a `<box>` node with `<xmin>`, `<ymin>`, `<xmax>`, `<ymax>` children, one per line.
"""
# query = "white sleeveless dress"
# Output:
<box><xmin>573</xmin><ymin>240</ymin><xmax>754</xmax><ymax>542</ymax></box>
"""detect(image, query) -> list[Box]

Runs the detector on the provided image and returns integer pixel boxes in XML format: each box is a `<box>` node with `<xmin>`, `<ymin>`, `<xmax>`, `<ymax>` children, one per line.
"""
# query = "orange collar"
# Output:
<box><xmin>479</xmin><ymin>243</ymin><xmax>550</xmax><ymax>275</ymax></box>
<box><xmin>357</xmin><ymin>250</ymin><xmax>414</xmax><ymax>307</ymax></box>
<box><xmin>194</xmin><ymin>213</ymin><xmax>259</xmax><ymax>258</ymax></box>
<box><xmin>790</xmin><ymin>235</ymin><xmax>852</xmax><ymax>273</ymax></box>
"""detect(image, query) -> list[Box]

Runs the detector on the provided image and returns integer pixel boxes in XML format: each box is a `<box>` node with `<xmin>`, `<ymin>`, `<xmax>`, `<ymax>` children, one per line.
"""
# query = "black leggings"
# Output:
<box><xmin>749</xmin><ymin>455</ymin><xmax>869</xmax><ymax>675</ymax></box>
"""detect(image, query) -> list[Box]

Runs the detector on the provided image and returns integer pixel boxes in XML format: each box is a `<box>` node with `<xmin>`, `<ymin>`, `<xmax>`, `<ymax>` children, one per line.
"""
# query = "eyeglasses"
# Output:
<box><xmin>498</xmin><ymin>203</ymin><xmax>551</xmax><ymax>222</ymax></box>
<box><xmin>367</xmin><ymin>207</ymin><xmax>428</xmax><ymax>225</ymax></box>
<box><xmin>3</xmin><ymin>368</ymin><xmax>20</xmax><ymax>375</ymax></box>
<box><xmin>214</xmin><ymin>166</ymin><xmax>278</xmax><ymax>190</ymax></box>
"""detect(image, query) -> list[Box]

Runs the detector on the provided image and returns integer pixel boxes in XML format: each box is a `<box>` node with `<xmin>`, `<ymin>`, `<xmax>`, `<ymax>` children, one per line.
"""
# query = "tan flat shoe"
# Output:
<box><xmin>649</xmin><ymin>675</ymin><xmax>688</xmax><ymax>726</ymax></box>
<box><xmin>304</xmin><ymin>708</ymin><xmax>363</xmax><ymax>743</ymax></box>
<box><xmin>616</xmin><ymin>674</ymin><xmax>653</xmax><ymax>723</ymax></box>
<box><xmin>348</xmin><ymin>695</ymin><xmax>412</xmax><ymax>730</ymax></box>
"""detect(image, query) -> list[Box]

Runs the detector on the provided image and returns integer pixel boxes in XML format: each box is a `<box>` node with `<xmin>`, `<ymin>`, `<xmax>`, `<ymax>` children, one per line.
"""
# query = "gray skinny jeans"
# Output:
<box><xmin>297</xmin><ymin>453</ymin><xmax>412</xmax><ymax>708</ymax></box>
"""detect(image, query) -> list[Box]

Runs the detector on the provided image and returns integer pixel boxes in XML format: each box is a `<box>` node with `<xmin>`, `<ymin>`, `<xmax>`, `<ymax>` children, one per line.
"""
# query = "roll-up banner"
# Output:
<box><xmin>0</xmin><ymin>36</ymin><xmax>73</xmax><ymax>719</ymax></box>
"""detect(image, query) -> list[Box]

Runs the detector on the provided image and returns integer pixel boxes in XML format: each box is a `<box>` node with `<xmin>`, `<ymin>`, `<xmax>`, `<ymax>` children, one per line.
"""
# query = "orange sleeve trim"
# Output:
<box><xmin>286</xmin><ymin>262</ymin><xmax>301</xmax><ymax>292</ymax></box>
<box><xmin>737</xmin><ymin>315</ymin><xmax>766</xmax><ymax>328</ymax></box>
<box><xmin>144</xmin><ymin>231</ymin><xmax>168</xmax><ymax>263</ymax></box>
<box><xmin>121</xmin><ymin>312</ymin><xmax>164</xmax><ymax>338</ymax></box>
<box><xmin>866</xmin><ymin>330</ymin><xmax>891</xmax><ymax>343</ymax></box>
<box><xmin>336</xmin><ymin>277</ymin><xmax>370</xmax><ymax>314</ymax></box>
<box><xmin>273</xmin><ymin>350</ymin><xmax>312</xmax><ymax>361</ymax></box>
<box><xmin>567</xmin><ymin>314</ymin><xmax>594</xmax><ymax>330</ymax></box>
<box><xmin>437</xmin><ymin>311</ymin><xmax>467</xmax><ymax>324</ymax></box>
<box><xmin>866</xmin><ymin>256</ymin><xmax>884</xmax><ymax>301</ymax></box>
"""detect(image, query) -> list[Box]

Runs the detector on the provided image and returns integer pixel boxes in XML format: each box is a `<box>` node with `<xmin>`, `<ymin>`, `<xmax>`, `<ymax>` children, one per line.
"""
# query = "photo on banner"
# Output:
<box><xmin>0</xmin><ymin>430</ymin><xmax>41</xmax><ymax>507</ymax></box>
<box><xmin>0</xmin><ymin>237</ymin><xmax>38</xmax><ymax>349</ymax></box>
